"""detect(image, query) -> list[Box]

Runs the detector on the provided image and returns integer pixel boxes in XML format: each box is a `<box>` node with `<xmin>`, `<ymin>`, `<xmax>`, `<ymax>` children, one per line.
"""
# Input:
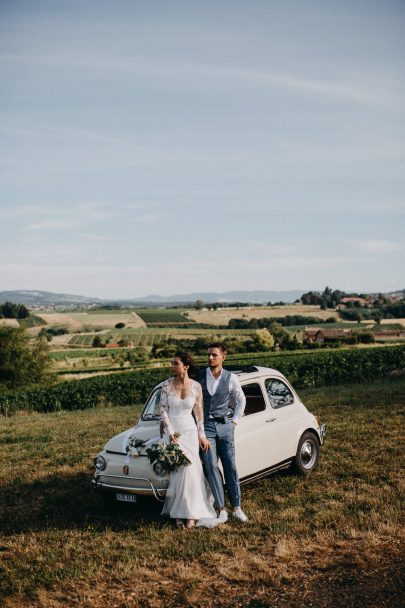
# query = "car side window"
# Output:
<box><xmin>141</xmin><ymin>388</ymin><xmax>162</xmax><ymax>420</ymax></box>
<box><xmin>242</xmin><ymin>383</ymin><xmax>267</xmax><ymax>416</ymax></box>
<box><xmin>265</xmin><ymin>379</ymin><xmax>294</xmax><ymax>409</ymax></box>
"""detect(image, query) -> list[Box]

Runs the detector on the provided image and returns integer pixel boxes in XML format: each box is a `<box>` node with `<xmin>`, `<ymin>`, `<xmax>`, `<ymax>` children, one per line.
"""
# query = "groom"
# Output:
<box><xmin>199</xmin><ymin>342</ymin><xmax>248</xmax><ymax>523</ymax></box>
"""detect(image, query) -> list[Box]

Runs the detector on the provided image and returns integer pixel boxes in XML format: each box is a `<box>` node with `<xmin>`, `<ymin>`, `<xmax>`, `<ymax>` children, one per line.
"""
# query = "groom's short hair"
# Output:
<box><xmin>207</xmin><ymin>342</ymin><xmax>227</xmax><ymax>354</ymax></box>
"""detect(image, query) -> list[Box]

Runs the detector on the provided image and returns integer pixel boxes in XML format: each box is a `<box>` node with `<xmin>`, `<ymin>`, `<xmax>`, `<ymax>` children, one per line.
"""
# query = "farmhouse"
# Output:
<box><xmin>340</xmin><ymin>297</ymin><xmax>367</xmax><ymax>305</ymax></box>
<box><xmin>304</xmin><ymin>328</ymin><xmax>353</xmax><ymax>343</ymax></box>
<box><xmin>337</xmin><ymin>297</ymin><xmax>372</xmax><ymax>310</ymax></box>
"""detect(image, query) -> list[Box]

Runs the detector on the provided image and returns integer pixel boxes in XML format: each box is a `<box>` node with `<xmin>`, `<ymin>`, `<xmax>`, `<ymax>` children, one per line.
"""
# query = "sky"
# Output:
<box><xmin>1</xmin><ymin>0</ymin><xmax>404</xmax><ymax>299</ymax></box>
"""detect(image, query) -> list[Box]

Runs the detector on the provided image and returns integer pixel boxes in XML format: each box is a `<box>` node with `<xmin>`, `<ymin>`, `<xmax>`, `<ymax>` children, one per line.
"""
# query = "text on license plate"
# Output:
<box><xmin>115</xmin><ymin>492</ymin><xmax>137</xmax><ymax>503</ymax></box>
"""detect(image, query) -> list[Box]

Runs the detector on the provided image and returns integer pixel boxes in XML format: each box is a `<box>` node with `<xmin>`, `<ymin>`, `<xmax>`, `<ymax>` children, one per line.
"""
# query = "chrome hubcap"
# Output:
<box><xmin>300</xmin><ymin>440</ymin><xmax>316</xmax><ymax>469</ymax></box>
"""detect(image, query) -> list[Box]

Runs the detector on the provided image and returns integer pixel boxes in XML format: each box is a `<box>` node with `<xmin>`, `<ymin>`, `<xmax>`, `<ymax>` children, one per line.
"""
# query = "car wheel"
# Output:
<box><xmin>294</xmin><ymin>431</ymin><xmax>320</xmax><ymax>475</ymax></box>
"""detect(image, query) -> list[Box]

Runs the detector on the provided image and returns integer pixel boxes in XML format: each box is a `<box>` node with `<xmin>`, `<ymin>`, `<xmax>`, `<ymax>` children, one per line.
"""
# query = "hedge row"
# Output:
<box><xmin>1</xmin><ymin>345</ymin><xmax>404</xmax><ymax>416</ymax></box>
<box><xmin>0</xmin><ymin>368</ymin><xmax>170</xmax><ymax>416</ymax></box>
<box><xmin>259</xmin><ymin>345</ymin><xmax>405</xmax><ymax>388</ymax></box>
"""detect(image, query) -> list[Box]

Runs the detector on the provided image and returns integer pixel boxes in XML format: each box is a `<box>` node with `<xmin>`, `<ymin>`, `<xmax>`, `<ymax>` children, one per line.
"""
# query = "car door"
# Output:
<box><xmin>235</xmin><ymin>381</ymin><xmax>274</xmax><ymax>479</ymax></box>
<box><xmin>263</xmin><ymin>377</ymin><xmax>304</xmax><ymax>462</ymax></box>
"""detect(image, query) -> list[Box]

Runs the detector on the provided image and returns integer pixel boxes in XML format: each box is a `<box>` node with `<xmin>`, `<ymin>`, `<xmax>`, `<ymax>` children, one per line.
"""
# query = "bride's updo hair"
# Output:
<box><xmin>174</xmin><ymin>351</ymin><xmax>199</xmax><ymax>380</ymax></box>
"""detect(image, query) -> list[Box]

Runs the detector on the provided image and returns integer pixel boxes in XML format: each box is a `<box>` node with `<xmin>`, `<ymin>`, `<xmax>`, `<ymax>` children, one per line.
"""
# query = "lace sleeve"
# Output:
<box><xmin>192</xmin><ymin>382</ymin><xmax>206</xmax><ymax>439</ymax></box>
<box><xmin>160</xmin><ymin>380</ymin><xmax>174</xmax><ymax>436</ymax></box>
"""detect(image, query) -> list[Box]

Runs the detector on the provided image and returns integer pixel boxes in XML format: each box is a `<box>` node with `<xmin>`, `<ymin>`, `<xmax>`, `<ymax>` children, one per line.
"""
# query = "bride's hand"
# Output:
<box><xmin>199</xmin><ymin>437</ymin><xmax>211</xmax><ymax>452</ymax></box>
<box><xmin>169</xmin><ymin>433</ymin><xmax>178</xmax><ymax>443</ymax></box>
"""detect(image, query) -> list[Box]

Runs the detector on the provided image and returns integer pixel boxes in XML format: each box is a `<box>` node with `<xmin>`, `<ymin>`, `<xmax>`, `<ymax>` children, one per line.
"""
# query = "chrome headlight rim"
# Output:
<box><xmin>94</xmin><ymin>455</ymin><xmax>107</xmax><ymax>471</ymax></box>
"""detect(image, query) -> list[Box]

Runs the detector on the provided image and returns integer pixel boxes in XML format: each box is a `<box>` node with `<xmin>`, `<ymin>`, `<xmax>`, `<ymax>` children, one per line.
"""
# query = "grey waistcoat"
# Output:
<box><xmin>200</xmin><ymin>368</ymin><xmax>232</xmax><ymax>419</ymax></box>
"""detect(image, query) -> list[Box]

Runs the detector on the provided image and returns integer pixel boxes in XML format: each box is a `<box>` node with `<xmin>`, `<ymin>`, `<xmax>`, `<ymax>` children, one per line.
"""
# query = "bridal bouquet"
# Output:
<box><xmin>146</xmin><ymin>438</ymin><xmax>191</xmax><ymax>476</ymax></box>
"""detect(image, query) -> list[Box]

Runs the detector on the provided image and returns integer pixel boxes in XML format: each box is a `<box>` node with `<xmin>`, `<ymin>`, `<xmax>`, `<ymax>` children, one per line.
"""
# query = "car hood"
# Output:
<box><xmin>104</xmin><ymin>425</ymin><xmax>161</xmax><ymax>454</ymax></box>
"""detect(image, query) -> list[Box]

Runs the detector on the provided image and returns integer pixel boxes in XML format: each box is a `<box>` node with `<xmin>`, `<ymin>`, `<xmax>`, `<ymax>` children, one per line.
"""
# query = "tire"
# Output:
<box><xmin>294</xmin><ymin>431</ymin><xmax>320</xmax><ymax>475</ymax></box>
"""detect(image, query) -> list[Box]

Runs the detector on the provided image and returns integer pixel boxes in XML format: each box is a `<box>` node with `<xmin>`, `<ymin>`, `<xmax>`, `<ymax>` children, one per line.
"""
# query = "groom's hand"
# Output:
<box><xmin>199</xmin><ymin>437</ymin><xmax>211</xmax><ymax>452</ymax></box>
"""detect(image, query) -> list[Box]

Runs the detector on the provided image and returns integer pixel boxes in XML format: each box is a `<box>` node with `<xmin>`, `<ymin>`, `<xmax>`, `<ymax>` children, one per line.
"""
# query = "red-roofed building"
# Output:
<box><xmin>304</xmin><ymin>328</ymin><xmax>352</xmax><ymax>343</ymax></box>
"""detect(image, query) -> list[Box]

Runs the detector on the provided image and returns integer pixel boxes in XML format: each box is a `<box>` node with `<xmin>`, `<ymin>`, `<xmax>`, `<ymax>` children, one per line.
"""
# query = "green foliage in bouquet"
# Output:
<box><xmin>146</xmin><ymin>441</ymin><xmax>191</xmax><ymax>476</ymax></box>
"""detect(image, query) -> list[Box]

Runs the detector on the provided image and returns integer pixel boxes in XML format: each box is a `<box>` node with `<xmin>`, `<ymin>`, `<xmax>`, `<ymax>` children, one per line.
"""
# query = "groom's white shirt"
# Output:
<box><xmin>206</xmin><ymin>368</ymin><xmax>246</xmax><ymax>424</ymax></box>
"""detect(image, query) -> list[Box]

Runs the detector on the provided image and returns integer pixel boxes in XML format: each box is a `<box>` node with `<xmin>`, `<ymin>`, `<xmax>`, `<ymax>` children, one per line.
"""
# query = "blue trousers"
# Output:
<box><xmin>201</xmin><ymin>418</ymin><xmax>241</xmax><ymax>509</ymax></box>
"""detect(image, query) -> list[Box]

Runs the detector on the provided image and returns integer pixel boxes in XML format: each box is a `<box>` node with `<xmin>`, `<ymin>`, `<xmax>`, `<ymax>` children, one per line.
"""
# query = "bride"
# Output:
<box><xmin>160</xmin><ymin>352</ymin><xmax>219</xmax><ymax>529</ymax></box>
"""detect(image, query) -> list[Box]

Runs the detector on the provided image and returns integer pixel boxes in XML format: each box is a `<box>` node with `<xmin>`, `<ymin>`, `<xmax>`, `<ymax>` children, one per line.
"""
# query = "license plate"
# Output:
<box><xmin>115</xmin><ymin>492</ymin><xmax>137</xmax><ymax>503</ymax></box>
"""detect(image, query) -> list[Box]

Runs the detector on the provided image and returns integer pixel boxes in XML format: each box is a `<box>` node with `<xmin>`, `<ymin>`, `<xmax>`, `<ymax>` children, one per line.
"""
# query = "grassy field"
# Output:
<box><xmin>0</xmin><ymin>318</ymin><xmax>20</xmax><ymax>327</ymax></box>
<box><xmin>188</xmin><ymin>305</ymin><xmax>339</xmax><ymax>326</ymax></box>
<box><xmin>27</xmin><ymin>307</ymin><xmax>405</xmax><ymax>360</ymax></box>
<box><xmin>32</xmin><ymin>305</ymin><xmax>338</xmax><ymax>334</ymax></box>
<box><xmin>0</xmin><ymin>377</ymin><xmax>404</xmax><ymax>607</ymax></box>
<box><xmin>35</xmin><ymin>311</ymin><xmax>147</xmax><ymax>331</ymax></box>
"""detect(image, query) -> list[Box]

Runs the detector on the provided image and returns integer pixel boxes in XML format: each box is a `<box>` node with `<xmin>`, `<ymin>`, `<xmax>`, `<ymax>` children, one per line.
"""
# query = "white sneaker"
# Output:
<box><xmin>232</xmin><ymin>508</ymin><xmax>248</xmax><ymax>522</ymax></box>
<box><xmin>217</xmin><ymin>509</ymin><xmax>228</xmax><ymax>524</ymax></box>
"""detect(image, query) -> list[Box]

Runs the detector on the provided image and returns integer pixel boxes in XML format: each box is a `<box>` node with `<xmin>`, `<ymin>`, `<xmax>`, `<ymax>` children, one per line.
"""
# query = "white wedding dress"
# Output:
<box><xmin>160</xmin><ymin>378</ymin><xmax>218</xmax><ymax>523</ymax></box>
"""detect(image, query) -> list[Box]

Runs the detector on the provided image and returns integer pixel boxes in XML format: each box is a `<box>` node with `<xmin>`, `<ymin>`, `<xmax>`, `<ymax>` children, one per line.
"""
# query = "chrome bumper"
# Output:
<box><xmin>319</xmin><ymin>423</ymin><xmax>327</xmax><ymax>445</ymax></box>
<box><xmin>92</xmin><ymin>473</ymin><xmax>167</xmax><ymax>502</ymax></box>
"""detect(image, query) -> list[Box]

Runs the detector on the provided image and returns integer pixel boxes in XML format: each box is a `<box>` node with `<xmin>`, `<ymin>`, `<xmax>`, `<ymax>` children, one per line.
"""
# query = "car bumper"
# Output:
<box><xmin>318</xmin><ymin>423</ymin><xmax>327</xmax><ymax>445</ymax></box>
<box><xmin>92</xmin><ymin>473</ymin><xmax>168</xmax><ymax>502</ymax></box>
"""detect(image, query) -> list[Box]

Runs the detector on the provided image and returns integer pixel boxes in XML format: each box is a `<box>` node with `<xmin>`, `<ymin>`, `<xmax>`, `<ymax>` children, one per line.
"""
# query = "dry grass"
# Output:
<box><xmin>36</xmin><ymin>312</ymin><xmax>146</xmax><ymax>331</ymax></box>
<box><xmin>0</xmin><ymin>378</ymin><xmax>404</xmax><ymax>607</ymax></box>
<box><xmin>380</xmin><ymin>318</ymin><xmax>405</xmax><ymax>327</ymax></box>
<box><xmin>188</xmin><ymin>305</ymin><xmax>338</xmax><ymax>326</ymax></box>
<box><xmin>0</xmin><ymin>319</ymin><xmax>20</xmax><ymax>327</ymax></box>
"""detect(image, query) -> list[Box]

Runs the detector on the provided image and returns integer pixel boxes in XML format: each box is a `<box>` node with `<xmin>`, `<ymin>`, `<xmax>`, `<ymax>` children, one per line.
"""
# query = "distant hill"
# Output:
<box><xmin>0</xmin><ymin>290</ymin><xmax>102</xmax><ymax>306</ymax></box>
<box><xmin>117</xmin><ymin>290</ymin><xmax>306</xmax><ymax>305</ymax></box>
<box><xmin>1</xmin><ymin>288</ymin><xmax>403</xmax><ymax>307</ymax></box>
<box><xmin>0</xmin><ymin>289</ymin><xmax>304</xmax><ymax>306</ymax></box>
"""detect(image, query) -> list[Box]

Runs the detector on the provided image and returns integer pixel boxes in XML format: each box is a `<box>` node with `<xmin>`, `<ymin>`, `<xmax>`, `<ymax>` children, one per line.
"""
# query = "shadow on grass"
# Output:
<box><xmin>0</xmin><ymin>470</ymin><xmax>164</xmax><ymax>534</ymax></box>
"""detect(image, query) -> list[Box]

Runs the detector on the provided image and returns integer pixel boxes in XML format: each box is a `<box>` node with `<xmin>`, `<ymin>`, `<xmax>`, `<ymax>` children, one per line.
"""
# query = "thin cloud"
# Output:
<box><xmin>4</xmin><ymin>50</ymin><xmax>402</xmax><ymax>109</ymax></box>
<box><xmin>28</xmin><ymin>219</ymin><xmax>80</xmax><ymax>231</ymax></box>
<box><xmin>357</xmin><ymin>240</ymin><xmax>405</xmax><ymax>254</ymax></box>
<box><xmin>79</xmin><ymin>233</ymin><xmax>116</xmax><ymax>242</ymax></box>
<box><xmin>246</xmin><ymin>240</ymin><xmax>299</xmax><ymax>257</ymax></box>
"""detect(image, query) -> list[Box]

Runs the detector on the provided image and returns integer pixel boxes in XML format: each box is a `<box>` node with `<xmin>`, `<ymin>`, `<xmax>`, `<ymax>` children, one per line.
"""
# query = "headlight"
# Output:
<box><xmin>94</xmin><ymin>455</ymin><xmax>106</xmax><ymax>471</ymax></box>
<box><xmin>153</xmin><ymin>462</ymin><xmax>165</xmax><ymax>477</ymax></box>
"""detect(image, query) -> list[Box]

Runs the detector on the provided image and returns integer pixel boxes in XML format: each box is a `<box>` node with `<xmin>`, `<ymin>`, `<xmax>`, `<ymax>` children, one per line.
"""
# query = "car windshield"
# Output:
<box><xmin>141</xmin><ymin>388</ymin><xmax>162</xmax><ymax>421</ymax></box>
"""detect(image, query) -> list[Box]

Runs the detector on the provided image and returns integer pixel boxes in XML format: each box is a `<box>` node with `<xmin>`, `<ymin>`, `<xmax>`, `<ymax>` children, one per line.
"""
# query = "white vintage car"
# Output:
<box><xmin>92</xmin><ymin>366</ymin><xmax>326</xmax><ymax>505</ymax></box>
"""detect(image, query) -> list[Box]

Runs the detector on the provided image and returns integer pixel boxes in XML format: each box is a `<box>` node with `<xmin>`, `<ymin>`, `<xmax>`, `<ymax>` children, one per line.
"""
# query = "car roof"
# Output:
<box><xmin>152</xmin><ymin>365</ymin><xmax>285</xmax><ymax>391</ymax></box>
<box><xmin>225</xmin><ymin>365</ymin><xmax>285</xmax><ymax>380</ymax></box>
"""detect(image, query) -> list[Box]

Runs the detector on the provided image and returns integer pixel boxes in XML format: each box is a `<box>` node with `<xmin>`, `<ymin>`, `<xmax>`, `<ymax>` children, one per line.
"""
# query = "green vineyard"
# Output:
<box><xmin>68</xmin><ymin>332</ymin><xmax>167</xmax><ymax>347</ymax></box>
<box><xmin>67</xmin><ymin>327</ymin><xmax>256</xmax><ymax>348</ymax></box>
<box><xmin>2</xmin><ymin>345</ymin><xmax>405</xmax><ymax>415</ymax></box>
<box><xmin>135</xmin><ymin>309</ymin><xmax>194</xmax><ymax>326</ymax></box>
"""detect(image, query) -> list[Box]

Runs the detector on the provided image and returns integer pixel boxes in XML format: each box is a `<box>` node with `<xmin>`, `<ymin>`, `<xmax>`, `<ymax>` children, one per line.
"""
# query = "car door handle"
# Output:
<box><xmin>266</xmin><ymin>418</ymin><xmax>276</xmax><ymax>423</ymax></box>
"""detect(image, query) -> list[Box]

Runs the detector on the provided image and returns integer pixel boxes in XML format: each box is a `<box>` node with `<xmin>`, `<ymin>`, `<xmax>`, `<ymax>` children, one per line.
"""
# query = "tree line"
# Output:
<box><xmin>0</xmin><ymin>301</ymin><xmax>29</xmax><ymax>319</ymax></box>
<box><xmin>0</xmin><ymin>327</ymin><xmax>53</xmax><ymax>390</ymax></box>
<box><xmin>228</xmin><ymin>315</ymin><xmax>336</xmax><ymax>329</ymax></box>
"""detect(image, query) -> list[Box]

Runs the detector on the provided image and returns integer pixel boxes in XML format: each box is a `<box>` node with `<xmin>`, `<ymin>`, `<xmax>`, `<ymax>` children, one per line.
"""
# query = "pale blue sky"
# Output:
<box><xmin>1</xmin><ymin>0</ymin><xmax>404</xmax><ymax>298</ymax></box>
